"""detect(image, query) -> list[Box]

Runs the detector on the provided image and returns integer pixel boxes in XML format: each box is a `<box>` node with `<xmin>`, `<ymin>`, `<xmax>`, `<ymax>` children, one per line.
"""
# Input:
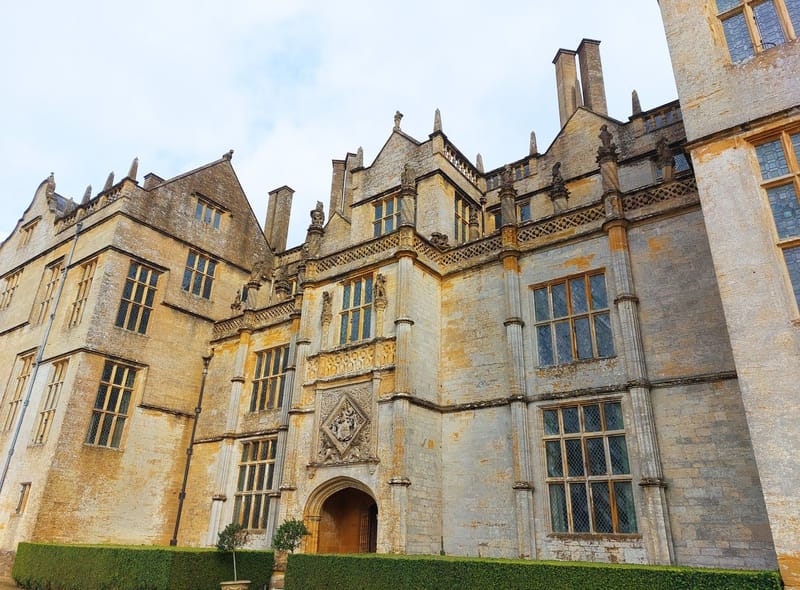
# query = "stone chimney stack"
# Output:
<box><xmin>264</xmin><ymin>186</ymin><xmax>294</xmax><ymax>252</ymax></box>
<box><xmin>329</xmin><ymin>159</ymin><xmax>346</xmax><ymax>217</ymax></box>
<box><xmin>577</xmin><ymin>39</ymin><xmax>608</xmax><ymax>116</ymax></box>
<box><xmin>553</xmin><ymin>49</ymin><xmax>582</xmax><ymax>128</ymax></box>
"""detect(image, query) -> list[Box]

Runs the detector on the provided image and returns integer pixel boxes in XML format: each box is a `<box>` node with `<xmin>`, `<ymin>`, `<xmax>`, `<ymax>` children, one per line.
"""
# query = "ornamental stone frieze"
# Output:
<box><xmin>305</xmin><ymin>339</ymin><xmax>395</xmax><ymax>382</ymax></box>
<box><xmin>312</xmin><ymin>385</ymin><xmax>377</xmax><ymax>468</ymax></box>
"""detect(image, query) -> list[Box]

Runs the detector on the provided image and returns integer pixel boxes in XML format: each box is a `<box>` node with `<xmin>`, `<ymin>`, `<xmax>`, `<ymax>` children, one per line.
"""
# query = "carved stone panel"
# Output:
<box><xmin>315</xmin><ymin>384</ymin><xmax>375</xmax><ymax>466</ymax></box>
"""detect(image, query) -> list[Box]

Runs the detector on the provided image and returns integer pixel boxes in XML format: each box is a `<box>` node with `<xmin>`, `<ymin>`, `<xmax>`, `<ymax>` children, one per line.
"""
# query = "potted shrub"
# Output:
<box><xmin>216</xmin><ymin>522</ymin><xmax>250</xmax><ymax>590</ymax></box>
<box><xmin>272</xmin><ymin>518</ymin><xmax>310</xmax><ymax>571</ymax></box>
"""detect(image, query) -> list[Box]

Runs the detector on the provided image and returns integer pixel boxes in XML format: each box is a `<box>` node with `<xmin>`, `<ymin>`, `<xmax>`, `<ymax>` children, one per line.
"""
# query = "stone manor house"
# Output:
<box><xmin>0</xmin><ymin>2</ymin><xmax>798</xmax><ymax>588</ymax></box>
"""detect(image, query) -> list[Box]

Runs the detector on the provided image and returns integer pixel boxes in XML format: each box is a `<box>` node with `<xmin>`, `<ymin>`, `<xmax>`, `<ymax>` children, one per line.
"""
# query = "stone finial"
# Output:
<box><xmin>45</xmin><ymin>173</ymin><xmax>55</xmax><ymax>199</ymax></box>
<box><xmin>223</xmin><ymin>149</ymin><xmax>234</xmax><ymax>160</ymax></box>
<box><xmin>476</xmin><ymin>153</ymin><xmax>484</xmax><ymax>173</ymax></box>
<box><xmin>356</xmin><ymin>146</ymin><xmax>364</xmax><ymax>168</ymax></box>
<box><xmin>530</xmin><ymin>131</ymin><xmax>538</xmax><ymax>155</ymax></box>
<box><xmin>433</xmin><ymin>108</ymin><xmax>442</xmax><ymax>133</ymax></box>
<box><xmin>127</xmin><ymin>157</ymin><xmax>139</xmax><ymax>181</ymax></box>
<box><xmin>103</xmin><ymin>171</ymin><xmax>115</xmax><ymax>191</ymax></box>
<box><xmin>81</xmin><ymin>185</ymin><xmax>92</xmax><ymax>204</ymax></box>
<box><xmin>655</xmin><ymin>137</ymin><xmax>674</xmax><ymax>168</ymax></box>
<box><xmin>401</xmin><ymin>163</ymin><xmax>416</xmax><ymax>190</ymax></box>
<box><xmin>310</xmin><ymin>201</ymin><xmax>325</xmax><ymax>229</ymax></box>
<box><xmin>394</xmin><ymin>110</ymin><xmax>403</xmax><ymax>130</ymax></box>
<box><xmin>596</xmin><ymin>124</ymin><xmax>618</xmax><ymax>162</ymax></box>
<box><xmin>632</xmin><ymin>90</ymin><xmax>642</xmax><ymax>115</ymax></box>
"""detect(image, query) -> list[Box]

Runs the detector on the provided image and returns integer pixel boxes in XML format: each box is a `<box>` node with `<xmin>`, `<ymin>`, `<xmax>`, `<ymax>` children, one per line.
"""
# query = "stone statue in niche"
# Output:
<box><xmin>321</xmin><ymin>291</ymin><xmax>332</xmax><ymax>325</ymax></box>
<box><xmin>401</xmin><ymin>163</ymin><xmax>415</xmax><ymax>189</ymax></box>
<box><xmin>373</xmin><ymin>274</ymin><xmax>387</xmax><ymax>303</ymax></box>
<box><xmin>597</xmin><ymin>124</ymin><xmax>619</xmax><ymax>161</ymax></box>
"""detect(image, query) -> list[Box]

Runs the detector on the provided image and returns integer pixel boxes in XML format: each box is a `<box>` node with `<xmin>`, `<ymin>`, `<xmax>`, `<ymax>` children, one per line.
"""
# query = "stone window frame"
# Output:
<box><xmin>69</xmin><ymin>257</ymin><xmax>97</xmax><ymax>328</ymax></box>
<box><xmin>531</xmin><ymin>270</ymin><xmax>614</xmax><ymax>367</ymax></box>
<box><xmin>454</xmin><ymin>194</ymin><xmax>471</xmax><ymax>244</ymax></box>
<box><xmin>15</xmin><ymin>482</ymin><xmax>31</xmax><ymax>514</ymax></box>
<box><xmin>751</xmin><ymin>126</ymin><xmax>800</xmax><ymax>310</ymax></box>
<box><xmin>249</xmin><ymin>345</ymin><xmax>290</xmax><ymax>412</ymax></box>
<box><xmin>339</xmin><ymin>273</ymin><xmax>374</xmax><ymax>346</ymax></box>
<box><xmin>115</xmin><ymin>260</ymin><xmax>159</xmax><ymax>335</ymax></box>
<box><xmin>182</xmin><ymin>249</ymin><xmax>217</xmax><ymax>300</ymax></box>
<box><xmin>19</xmin><ymin>219</ymin><xmax>39</xmax><ymax>247</ymax></box>
<box><xmin>372</xmin><ymin>193</ymin><xmax>401</xmax><ymax>238</ymax></box>
<box><xmin>31</xmin><ymin>258</ymin><xmax>64</xmax><ymax>326</ymax></box>
<box><xmin>715</xmin><ymin>0</ymin><xmax>800</xmax><ymax>63</ymax></box>
<box><xmin>84</xmin><ymin>360</ymin><xmax>137</xmax><ymax>450</ymax></box>
<box><xmin>194</xmin><ymin>195</ymin><xmax>224</xmax><ymax>230</ymax></box>
<box><xmin>2</xmin><ymin>351</ymin><xmax>36</xmax><ymax>432</ymax></box>
<box><xmin>233</xmin><ymin>437</ymin><xmax>277</xmax><ymax>531</ymax></box>
<box><xmin>542</xmin><ymin>400</ymin><xmax>638</xmax><ymax>535</ymax></box>
<box><xmin>32</xmin><ymin>359</ymin><xmax>69</xmax><ymax>445</ymax></box>
<box><xmin>0</xmin><ymin>269</ymin><xmax>23</xmax><ymax>310</ymax></box>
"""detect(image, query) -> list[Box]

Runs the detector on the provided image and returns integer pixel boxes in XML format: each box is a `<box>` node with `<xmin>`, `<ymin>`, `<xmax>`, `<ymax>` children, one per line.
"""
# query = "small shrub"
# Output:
<box><xmin>272</xmin><ymin>518</ymin><xmax>309</xmax><ymax>553</ymax></box>
<box><xmin>216</xmin><ymin>522</ymin><xmax>249</xmax><ymax>581</ymax></box>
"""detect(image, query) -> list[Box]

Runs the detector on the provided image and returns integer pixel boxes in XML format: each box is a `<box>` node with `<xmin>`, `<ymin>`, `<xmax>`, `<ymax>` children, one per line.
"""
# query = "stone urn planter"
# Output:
<box><xmin>220</xmin><ymin>581</ymin><xmax>251</xmax><ymax>590</ymax></box>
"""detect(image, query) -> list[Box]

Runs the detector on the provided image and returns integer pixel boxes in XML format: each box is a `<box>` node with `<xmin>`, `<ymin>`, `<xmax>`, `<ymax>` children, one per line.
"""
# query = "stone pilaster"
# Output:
<box><xmin>207</xmin><ymin>320</ymin><xmax>252</xmax><ymax>545</ymax></box>
<box><xmin>498</xmin><ymin>178</ymin><xmax>536</xmax><ymax>558</ymax></box>
<box><xmin>598</xmin><ymin>126</ymin><xmax>674</xmax><ymax>565</ymax></box>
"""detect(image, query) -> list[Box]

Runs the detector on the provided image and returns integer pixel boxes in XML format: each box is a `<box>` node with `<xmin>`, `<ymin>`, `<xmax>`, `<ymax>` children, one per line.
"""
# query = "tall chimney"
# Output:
<box><xmin>577</xmin><ymin>39</ymin><xmax>608</xmax><ymax>116</ymax></box>
<box><xmin>553</xmin><ymin>49</ymin><xmax>582</xmax><ymax>128</ymax></box>
<box><xmin>329</xmin><ymin>159</ymin><xmax>346</xmax><ymax>217</ymax></box>
<box><xmin>264</xmin><ymin>186</ymin><xmax>294</xmax><ymax>252</ymax></box>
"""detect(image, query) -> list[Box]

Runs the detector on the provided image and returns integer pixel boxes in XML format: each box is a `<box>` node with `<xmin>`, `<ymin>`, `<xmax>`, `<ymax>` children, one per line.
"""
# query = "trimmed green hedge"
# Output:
<box><xmin>12</xmin><ymin>542</ymin><xmax>274</xmax><ymax>590</ymax></box>
<box><xmin>284</xmin><ymin>553</ymin><xmax>782</xmax><ymax>590</ymax></box>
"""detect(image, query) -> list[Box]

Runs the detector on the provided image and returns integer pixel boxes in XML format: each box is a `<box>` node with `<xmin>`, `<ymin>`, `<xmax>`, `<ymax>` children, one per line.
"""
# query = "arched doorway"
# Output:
<box><xmin>304</xmin><ymin>478</ymin><xmax>378</xmax><ymax>554</ymax></box>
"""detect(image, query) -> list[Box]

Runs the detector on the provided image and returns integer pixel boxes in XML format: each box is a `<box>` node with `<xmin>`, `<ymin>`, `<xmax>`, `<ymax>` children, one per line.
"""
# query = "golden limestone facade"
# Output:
<box><xmin>0</xmin><ymin>14</ymin><xmax>797</xmax><ymax>588</ymax></box>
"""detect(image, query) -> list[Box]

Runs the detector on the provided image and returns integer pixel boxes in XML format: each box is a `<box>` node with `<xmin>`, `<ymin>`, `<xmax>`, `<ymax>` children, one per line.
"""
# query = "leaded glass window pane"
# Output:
<box><xmin>716</xmin><ymin>0</ymin><xmax>740</xmax><ymax>11</ymax></box>
<box><xmin>587</xmin><ymin>438</ymin><xmax>607</xmax><ymax>475</ymax></box>
<box><xmin>604</xmin><ymin>402</ymin><xmax>624</xmax><ymax>430</ymax></box>
<box><xmin>783</xmin><ymin>246</ymin><xmax>800</xmax><ymax>307</ymax></box>
<box><xmin>786</xmin><ymin>0</ymin><xmax>800</xmax><ymax>32</ymax></box>
<box><xmin>614</xmin><ymin>482</ymin><xmax>638</xmax><ymax>533</ymax></box>
<box><xmin>752</xmin><ymin>1</ymin><xmax>786</xmax><ymax>48</ymax></box>
<box><xmin>565</xmin><ymin>439</ymin><xmax>584</xmax><ymax>477</ymax></box>
<box><xmin>766</xmin><ymin>184</ymin><xmax>800</xmax><ymax>238</ymax></box>
<box><xmin>756</xmin><ymin>139</ymin><xmax>789</xmax><ymax>179</ymax></box>
<box><xmin>537</xmin><ymin>325</ymin><xmax>554</xmax><ymax>366</ymax></box>
<box><xmin>546</xmin><ymin>441</ymin><xmax>563</xmax><ymax>477</ymax></box>
<box><xmin>594</xmin><ymin>313</ymin><xmax>614</xmax><ymax>357</ymax></box>
<box><xmin>722</xmin><ymin>13</ymin><xmax>756</xmax><ymax>62</ymax></box>
<box><xmin>591</xmin><ymin>482</ymin><xmax>614</xmax><ymax>533</ymax></box>
<box><xmin>570</xmin><ymin>484</ymin><xmax>590</xmax><ymax>532</ymax></box>
<box><xmin>583</xmin><ymin>405</ymin><xmax>602</xmax><ymax>432</ymax></box>
<box><xmin>552</xmin><ymin>283</ymin><xmax>568</xmax><ymax>318</ymax></box>
<box><xmin>534</xmin><ymin>288</ymin><xmax>550</xmax><ymax>321</ymax></box>
<box><xmin>562</xmin><ymin>407</ymin><xmax>580</xmax><ymax>433</ymax></box>
<box><xmin>544</xmin><ymin>410</ymin><xmax>560</xmax><ymax>435</ymax></box>
<box><xmin>549</xmin><ymin>484</ymin><xmax>568</xmax><ymax>532</ymax></box>
<box><xmin>555</xmin><ymin>321</ymin><xmax>573</xmax><ymax>363</ymax></box>
<box><xmin>570</xmin><ymin>277</ymin><xmax>588</xmax><ymax>313</ymax></box>
<box><xmin>589</xmin><ymin>274</ymin><xmax>608</xmax><ymax>308</ymax></box>
<box><xmin>609</xmin><ymin>436</ymin><xmax>631</xmax><ymax>475</ymax></box>
<box><xmin>574</xmin><ymin>317</ymin><xmax>593</xmax><ymax>359</ymax></box>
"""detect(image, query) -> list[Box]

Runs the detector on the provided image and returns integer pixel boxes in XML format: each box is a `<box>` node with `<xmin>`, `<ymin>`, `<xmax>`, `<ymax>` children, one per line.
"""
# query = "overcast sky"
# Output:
<box><xmin>0</xmin><ymin>1</ymin><xmax>677</xmax><ymax>249</ymax></box>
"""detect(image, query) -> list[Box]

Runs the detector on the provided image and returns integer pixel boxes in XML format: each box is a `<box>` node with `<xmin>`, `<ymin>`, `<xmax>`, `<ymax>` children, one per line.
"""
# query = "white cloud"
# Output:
<box><xmin>0</xmin><ymin>1</ymin><xmax>676</xmax><ymax>250</ymax></box>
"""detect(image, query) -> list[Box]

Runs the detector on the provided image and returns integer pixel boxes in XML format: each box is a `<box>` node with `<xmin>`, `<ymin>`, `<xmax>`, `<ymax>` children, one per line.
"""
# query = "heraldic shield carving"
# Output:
<box><xmin>317</xmin><ymin>390</ymin><xmax>372</xmax><ymax>465</ymax></box>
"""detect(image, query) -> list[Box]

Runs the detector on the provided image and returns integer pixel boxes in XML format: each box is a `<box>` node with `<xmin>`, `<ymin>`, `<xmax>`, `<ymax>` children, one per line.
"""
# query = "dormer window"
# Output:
<box><xmin>194</xmin><ymin>197</ymin><xmax>223</xmax><ymax>230</ymax></box>
<box><xmin>373</xmin><ymin>195</ymin><xmax>401</xmax><ymax>237</ymax></box>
